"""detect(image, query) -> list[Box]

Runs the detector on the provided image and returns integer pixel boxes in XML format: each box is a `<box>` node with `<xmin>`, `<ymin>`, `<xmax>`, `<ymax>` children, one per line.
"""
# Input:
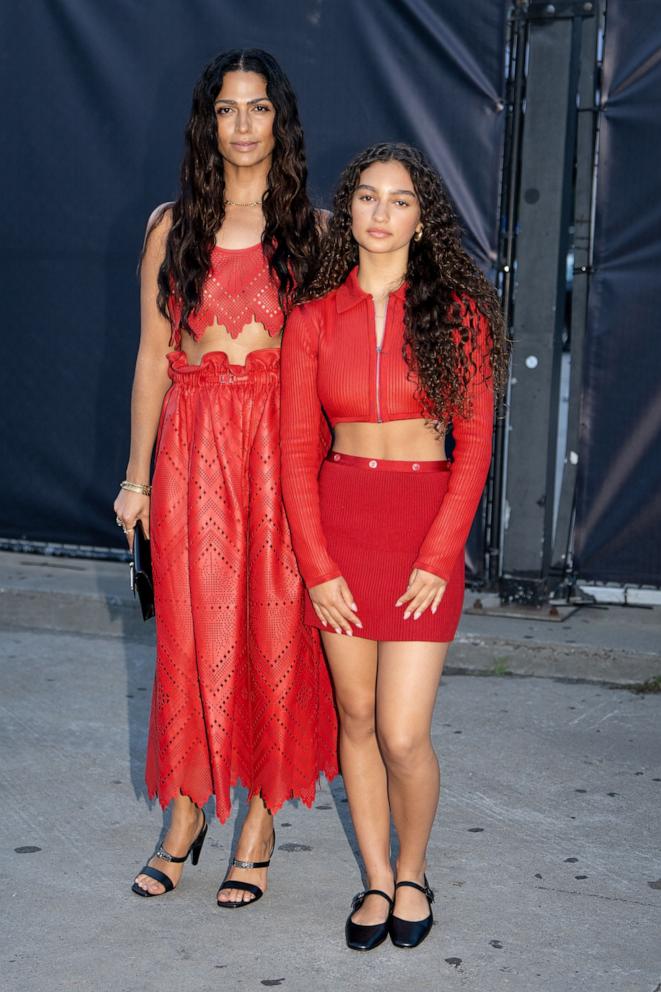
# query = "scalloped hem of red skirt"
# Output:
<box><xmin>146</xmin><ymin>763</ymin><xmax>339</xmax><ymax>824</ymax></box>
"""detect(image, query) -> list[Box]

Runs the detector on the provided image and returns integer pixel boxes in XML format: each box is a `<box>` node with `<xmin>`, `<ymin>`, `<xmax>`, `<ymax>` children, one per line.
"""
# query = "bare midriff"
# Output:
<box><xmin>180</xmin><ymin>316</ymin><xmax>283</xmax><ymax>367</ymax></box>
<box><xmin>333</xmin><ymin>419</ymin><xmax>447</xmax><ymax>462</ymax></box>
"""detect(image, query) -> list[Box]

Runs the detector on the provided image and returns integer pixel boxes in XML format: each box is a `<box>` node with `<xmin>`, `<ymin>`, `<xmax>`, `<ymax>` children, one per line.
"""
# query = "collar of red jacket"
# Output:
<box><xmin>335</xmin><ymin>265</ymin><xmax>408</xmax><ymax>313</ymax></box>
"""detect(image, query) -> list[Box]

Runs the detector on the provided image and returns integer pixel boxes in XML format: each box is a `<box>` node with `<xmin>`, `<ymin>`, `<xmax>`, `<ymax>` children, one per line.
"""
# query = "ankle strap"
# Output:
<box><xmin>230</xmin><ymin>831</ymin><xmax>275</xmax><ymax>871</ymax></box>
<box><xmin>155</xmin><ymin>846</ymin><xmax>187</xmax><ymax>864</ymax></box>
<box><xmin>351</xmin><ymin>888</ymin><xmax>394</xmax><ymax>911</ymax></box>
<box><xmin>231</xmin><ymin>856</ymin><xmax>271</xmax><ymax>869</ymax></box>
<box><xmin>395</xmin><ymin>879</ymin><xmax>434</xmax><ymax>902</ymax></box>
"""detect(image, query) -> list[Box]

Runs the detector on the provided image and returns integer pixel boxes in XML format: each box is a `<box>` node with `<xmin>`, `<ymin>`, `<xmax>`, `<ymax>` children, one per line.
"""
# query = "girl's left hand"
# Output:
<box><xmin>395</xmin><ymin>568</ymin><xmax>447</xmax><ymax>620</ymax></box>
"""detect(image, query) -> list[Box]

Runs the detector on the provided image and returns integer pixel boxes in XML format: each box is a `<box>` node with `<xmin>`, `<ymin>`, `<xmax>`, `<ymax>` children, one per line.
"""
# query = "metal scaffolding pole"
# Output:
<box><xmin>497</xmin><ymin>0</ymin><xmax>598</xmax><ymax>605</ymax></box>
<box><xmin>551</xmin><ymin>6</ymin><xmax>603</xmax><ymax>583</ymax></box>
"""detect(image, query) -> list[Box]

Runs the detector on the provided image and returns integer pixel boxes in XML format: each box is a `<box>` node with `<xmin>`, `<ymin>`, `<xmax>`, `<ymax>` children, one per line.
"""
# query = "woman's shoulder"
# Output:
<box><xmin>287</xmin><ymin>298</ymin><xmax>323</xmax><ymax>334</ymax></box>
<box><xmin>448</xmin><ymin>291</ymin><xmax>489</xmax><ymax>335</ymax></box>
<box><xmin>144</xmin><ymin>201</ymin><xmax>174</xmax><ymax>243</ymax></box>
<box><xmin>138</xmin><ymin>204</ymin><xmax>174</xmax><ymax>278</ymax></box>
<box><xmin>140</xmin><ymin>202</ymin><xmax>174</xmax><ymax>270</ymax></box>
<box><xmin>449</xmin><ymin>289</ymin><xmax>477</xmax><ymax>312</ymax></box>
<box><xmin>285</xmin><ymin>288</ymin><xmax>342</xmax><ymax>347</ymax></box>
<box><xmin>292</xmin><ymin>284</ymin><xmax>342</xmax><ymax>318</ymax></box>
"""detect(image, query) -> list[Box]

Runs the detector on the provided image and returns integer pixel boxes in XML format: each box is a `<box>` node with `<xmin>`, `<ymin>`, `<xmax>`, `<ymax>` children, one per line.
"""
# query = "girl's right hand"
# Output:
<box><xmin>309</xmin><ymin>577</ymin><xmax>362</xmax><ymax>635</ymax></box>
<box><xmin>113</xmin><ymin>489</ymin><xmax>150</xmax><ymax>551</ymax></box>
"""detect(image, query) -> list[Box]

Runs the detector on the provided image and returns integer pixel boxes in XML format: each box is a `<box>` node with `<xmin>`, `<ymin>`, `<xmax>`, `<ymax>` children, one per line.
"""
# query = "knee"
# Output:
<box><xmin>378</xmin><ymin>728</ymin><xmax>431</xmax><ymax>771</ymax></box>
<box><xmin>337</xmin><ymin>697</ymin><xmax>376</xmax><ymax>743</ymax></box>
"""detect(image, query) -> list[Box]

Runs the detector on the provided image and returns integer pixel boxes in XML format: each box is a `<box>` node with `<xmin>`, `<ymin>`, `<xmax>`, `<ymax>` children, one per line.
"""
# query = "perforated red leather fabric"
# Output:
<box><xmin>145</xmin><ymin>246</ymin><xmax>337</xmax><ymax>821</ymax></box>
<box><xmin>169</xmin><ymin>243</ymin><xmax>283</xmax><ymax>346</ymax></box>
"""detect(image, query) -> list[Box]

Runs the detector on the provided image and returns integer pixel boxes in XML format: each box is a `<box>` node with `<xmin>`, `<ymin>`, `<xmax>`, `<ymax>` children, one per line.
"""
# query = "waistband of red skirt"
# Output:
<box><xmin>326</xmin><ymin>451</ymin><xmax>449</xmax><ymax>474</ymax></box>
<box><xmin>167</xmin><ymin>348</ymin><xmax>280</xmax><ymax>385</ymax></box>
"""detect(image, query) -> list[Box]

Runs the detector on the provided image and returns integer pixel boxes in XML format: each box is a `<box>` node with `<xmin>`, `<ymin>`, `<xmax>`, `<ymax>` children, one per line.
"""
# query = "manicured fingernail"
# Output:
<box><xmin>414</xmin><ymin>612</ymin><xmax>420</xmax><ymax>620</ymax></box>
<box><xmin>335</xmin><ymin>627</ymin><xmax>341</xmax><ymax>634</ymax></box>
<box><xmin>403</xmin><ymin>612</ymin><xmax>410</xmax><ymax>620</ymax></box>
<box><xmin>351</xmin><ymin>602</ymin><xmax>358</xmax><ymax>610</ymax></box>
<box><xmin>431</xmin><ymin>607</ymin><xmax>437</xmax><ymax>614</ymax></box>
<box><xmin>356</xmin><ymin>622</ymin><xmax>363</xmax><ymax>628</ymax></box>
<box><xmin>346</xmin><ymin>630</ymin><xmax>353</xmax><ymax>637</ymax></box>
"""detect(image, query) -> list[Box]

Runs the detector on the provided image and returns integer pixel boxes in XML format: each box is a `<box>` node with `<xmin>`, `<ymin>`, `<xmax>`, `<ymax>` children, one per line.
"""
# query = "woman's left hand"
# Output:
<box><xmin>395</xmin><ymin>568</ymin><xmax>447</xmax><ymax>620</ymax></box>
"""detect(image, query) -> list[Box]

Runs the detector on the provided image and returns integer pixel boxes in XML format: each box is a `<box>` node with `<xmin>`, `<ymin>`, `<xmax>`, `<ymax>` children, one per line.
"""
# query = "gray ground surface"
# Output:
<box><xmin>1</xmin><ymin>552</ymin><xmax>660</xmax><ymax>991</ymax></box>
<box><xmin>1</xmin><ymin>550</ymin><xmax>660</xmax><ymax>684</ymax></box>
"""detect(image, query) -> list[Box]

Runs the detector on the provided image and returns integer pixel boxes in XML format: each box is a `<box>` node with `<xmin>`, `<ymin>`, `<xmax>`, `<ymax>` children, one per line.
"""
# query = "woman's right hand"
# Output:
<box><xmin>309</xmin><ymin>577</ymin><xmax>362</xmax><ymax>635</ymax></box>
<box><xmin>113</xmin><ymin>489</ymin><xmax>150</xmax><ymax>551</ymax></box>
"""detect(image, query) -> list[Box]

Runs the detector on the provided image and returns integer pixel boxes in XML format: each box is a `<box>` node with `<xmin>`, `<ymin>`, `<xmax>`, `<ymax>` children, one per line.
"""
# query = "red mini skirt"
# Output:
<box><xmin>304</xmin><ymin>452</ymin><xmax>465</xmax><ymax>642</ymax></box>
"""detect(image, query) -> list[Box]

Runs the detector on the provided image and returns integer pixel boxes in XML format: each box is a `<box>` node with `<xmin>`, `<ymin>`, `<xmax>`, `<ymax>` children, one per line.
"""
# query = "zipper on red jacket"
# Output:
<box><xmin>371</xmin><ymin>294</ymin><xmax>389</xmax><ymax>424</ymax></box>
<box><xmin>375</xmin><ymin>344</ymin><xmax>383</xmax><ymax>423</ymax></box>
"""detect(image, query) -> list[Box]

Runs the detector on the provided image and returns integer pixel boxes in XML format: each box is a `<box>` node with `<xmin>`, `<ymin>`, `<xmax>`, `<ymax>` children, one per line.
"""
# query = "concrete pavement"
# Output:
<box><xmin>0</xmin><ymin>550</ymin><xmax>659</xmax><ymax>685</ymax></box>
<box><xmin>1</xmin><ymin>551</ymin><xmax>660</xmax><ymax>991</ymax></box>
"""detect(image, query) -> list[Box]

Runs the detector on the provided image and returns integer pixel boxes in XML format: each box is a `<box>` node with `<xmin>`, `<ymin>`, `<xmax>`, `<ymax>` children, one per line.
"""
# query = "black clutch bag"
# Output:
<box><xmin>130</xmin><ymin>520</ymin><xmax>155</xmax><ymax>621</ymax></box>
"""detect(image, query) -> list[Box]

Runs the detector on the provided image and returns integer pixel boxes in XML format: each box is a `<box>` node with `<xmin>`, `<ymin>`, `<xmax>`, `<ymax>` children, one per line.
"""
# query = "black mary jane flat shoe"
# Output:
<box><xmin>345</xmin><ymin>889</ymin><xmax>394</xmax><ymax>951</ymax></box>
<box><xmin>131</xmin><ymin>815</ymin><xmax>208</xmax><ymax>897</ymax></box>
<box><xmin>389</xmin><ymin>877</ymin><xmax>435</xmax><ymax>948</ymax></box>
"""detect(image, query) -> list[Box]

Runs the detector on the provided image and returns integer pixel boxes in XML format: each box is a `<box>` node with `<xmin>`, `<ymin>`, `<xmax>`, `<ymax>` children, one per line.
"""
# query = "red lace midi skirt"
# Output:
<box><xmin>146</xmin><ymin>349</ymin><xmax>338</xmax><ymax>822</ymax></box>
<box><xmin>304</xmin><ymin>453</ymin><xmax>466</xmax><ymax>642</ymax></box>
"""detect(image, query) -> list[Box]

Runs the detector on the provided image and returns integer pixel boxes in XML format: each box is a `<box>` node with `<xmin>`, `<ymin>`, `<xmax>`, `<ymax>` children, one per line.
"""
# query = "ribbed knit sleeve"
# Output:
<box><xmin>413</xmin><ymin>304</ymin><xmax>495</xmax><ymax>582</ymax></box>
<box><xmin>280</xmin><ymin>304</ymin><xmax>342</xmax><ymax>589</ymax></box>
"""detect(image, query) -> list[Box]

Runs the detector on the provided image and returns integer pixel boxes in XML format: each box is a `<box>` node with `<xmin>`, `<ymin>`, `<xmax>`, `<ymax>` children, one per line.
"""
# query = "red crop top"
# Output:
<box><xmin>168</xmin><ymin>243</ymin><xmax>284</xmax><ymax>346</ymax></box>
<box><xmin>280</xmin><ymin>266</ymin><xmax>495</xmax><ymax>587</ymax></box>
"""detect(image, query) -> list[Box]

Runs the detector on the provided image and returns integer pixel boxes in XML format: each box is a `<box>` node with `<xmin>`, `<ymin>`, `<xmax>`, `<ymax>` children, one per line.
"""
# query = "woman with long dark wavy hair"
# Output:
<box><xmin>114</xmin><ymin>48</ymin><xmax>337</xmax><ymax>905</ymax></box>
<box><xmin>281</xmin><ymin>142</ymin><xmax>508</xmax><ymax>949</ymax></box>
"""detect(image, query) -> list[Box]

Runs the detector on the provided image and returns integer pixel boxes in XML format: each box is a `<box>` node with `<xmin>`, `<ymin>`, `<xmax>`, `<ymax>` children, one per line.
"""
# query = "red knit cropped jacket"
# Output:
<box><xmin>280</xmin><ymin>267</ymin><xmax>495</xmax><ymax>589</ymax></box>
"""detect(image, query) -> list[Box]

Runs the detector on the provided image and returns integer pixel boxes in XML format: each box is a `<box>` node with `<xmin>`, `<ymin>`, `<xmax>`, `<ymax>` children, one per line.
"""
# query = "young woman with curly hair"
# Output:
<box><xmin>280</xmin><ymin>142</ymin><xmax>508</xmax><ymax>949</ymax></box>
<box><xmin>114</xmin><ymin>49</ymin><xmax>337</xmax><ymax>906</ymax></box>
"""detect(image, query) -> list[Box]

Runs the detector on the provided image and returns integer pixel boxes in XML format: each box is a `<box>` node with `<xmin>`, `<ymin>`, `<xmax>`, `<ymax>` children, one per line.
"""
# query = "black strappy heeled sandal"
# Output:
<box><xmin>216</xmin><ymin>830</ymin><xmax>276</xmax><ymax>909</ymax></box>
<box><xmin>345</xmin><ymin>888</ymin><xmax>394</xmax><ymax>951</ymax></box>
<box><xmin>131</xmin><ymin>815</ymin><xmax>208</xmax><ymax>898</ymax></box>
<box><xmin>389</xmin><ymin>876</ymin><xmax>435</xmax><ymax>948</ymax></box>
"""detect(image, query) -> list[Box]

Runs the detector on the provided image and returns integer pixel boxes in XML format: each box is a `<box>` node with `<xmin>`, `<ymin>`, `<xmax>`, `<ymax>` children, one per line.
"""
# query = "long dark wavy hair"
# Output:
<box><xmin>302</xmin><ymin>142</ymin><xmax>509</xmax><ymax>422</ymax></box>
<box><xmin>156</xmin><ymin>49</ymin><xmax>321</xmax><ymax>333</ymax></box>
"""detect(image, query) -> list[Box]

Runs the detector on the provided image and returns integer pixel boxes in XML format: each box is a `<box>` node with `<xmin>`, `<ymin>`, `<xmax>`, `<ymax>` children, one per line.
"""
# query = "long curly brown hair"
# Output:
<box><xmin>156</xmin><ymin>49</ymin><xmax>321</xmax><ymax>333</ymax></box>
<box><xmin>301</xmin><ymin>142</ymin><xmax>509</xmax><ymax>422</ymax></box>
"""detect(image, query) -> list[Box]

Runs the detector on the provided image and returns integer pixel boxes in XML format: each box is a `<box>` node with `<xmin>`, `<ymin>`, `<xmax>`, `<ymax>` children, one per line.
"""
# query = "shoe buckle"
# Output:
<box><xmin>232</xmin><ymin>858</ymin><xmax>258</xmax><ymax>869</ymax></box>
<box><xmin>155</xmin><ymin>846</ymin><xmax>174</xmax><ymax>862</ymax></box>
<box><xmin>425</xmin><ymin>885</ymin><xmax>435</xmax><ymax>903</ymax></box>
<box><xmin>351</xmin><ymin>891</ymin><xmax>366</xmax><ymax>911</ymax></box>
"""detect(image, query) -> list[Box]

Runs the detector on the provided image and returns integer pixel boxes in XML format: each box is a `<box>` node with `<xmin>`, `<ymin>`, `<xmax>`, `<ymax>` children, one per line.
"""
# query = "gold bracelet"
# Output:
<box><xmin>120</xmin><ymin>480</ymin><xmax>152</xmax><ymax>496</ymax></box>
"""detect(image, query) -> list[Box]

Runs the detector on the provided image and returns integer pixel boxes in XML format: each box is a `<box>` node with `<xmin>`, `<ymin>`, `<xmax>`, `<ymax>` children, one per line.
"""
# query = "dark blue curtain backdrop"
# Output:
<box><xmin>0</xmin><ymin>0</ymin><xmax>506</xmax><ymax>552</ymax></box>
<box><xmin>574</xmin><ymin>0</ymin><xmax>661</xmax><ymax>585</ymax></box>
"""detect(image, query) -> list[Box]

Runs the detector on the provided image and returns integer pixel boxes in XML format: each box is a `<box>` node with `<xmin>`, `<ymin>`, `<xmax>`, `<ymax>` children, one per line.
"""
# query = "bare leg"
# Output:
<box><xmin>133</xmin><ymin>793</ymin><xmax>205</xmax><ymax>895</ymax></box>
<box><xmin>217</xmin><ymin>794</ymin><xmax>275</xmax><ymax>904</ymax></box>
<box><xmin>321</xmin><ymin>631</ymin><xmax>394</xmax><ymax>925</ymax></box>
<box><xmin>376</xmin><ymin>640</ymin><xmax>449</xmax><ymax>921</ymax></box>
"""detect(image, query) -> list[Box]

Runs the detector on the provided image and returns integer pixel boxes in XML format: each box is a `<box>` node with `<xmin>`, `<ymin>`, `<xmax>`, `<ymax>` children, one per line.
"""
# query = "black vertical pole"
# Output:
<box><xmin>551</xmin><ymin>5</ymin><xmax>602</xmax><ymax>579</ymax></box>
<box><xmin>486</xmin><ymin>1</ymin><xmax>528</xmax><ymax>585</ymax></box>
<box><xmin>498</xmin><ymin>0</ymin><xmax>596</xmax><ymax>604</ymax></box>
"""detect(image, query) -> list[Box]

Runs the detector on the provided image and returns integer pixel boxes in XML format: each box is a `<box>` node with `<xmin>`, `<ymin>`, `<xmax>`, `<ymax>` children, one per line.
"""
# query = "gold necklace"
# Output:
<box><xmin>224</xmin><ymin>196</ymin><xmax>264</xmax><ymax>207</ymax></box>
